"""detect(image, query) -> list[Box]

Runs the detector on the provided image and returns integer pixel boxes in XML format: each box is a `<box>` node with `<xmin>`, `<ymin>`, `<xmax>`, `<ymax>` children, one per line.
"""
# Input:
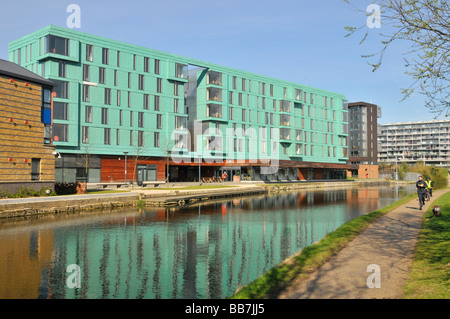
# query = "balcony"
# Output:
<box><xmin>175</xmin><ymin>63</ymin><xmax>188</xmax><ymax>79</ymax></box>
<box><xmin>279</xmin><ymin>100</ymin><xmax>291</xmax><ymax>113</ymax></box>
<box><xmin>206</xmin><ymin>87</ymin><xmax>222</xmax><ymax>102</ymax></box>
<box><xmin>206</xmin><ymin>103</ymin><xmax>225</xmax><ymax>120</ymax></box>
<box><xmin>279</xmin><ymin>114</ymin><xmax>291</xmax><ymax>127</ymax></box>
<box><xmin>206</xmin><ymin>71</ymin><xmax>222</xmax><ymax>86</ymax></box>
<box><xmin>280</xmin><ymin>128</ymin><xmax>291</xmax><ymax>142</ymax></box>
<box><xmin>175</xmin><ymin>116</ymin><xmax>187</xmax><ymax>130</ymax></box>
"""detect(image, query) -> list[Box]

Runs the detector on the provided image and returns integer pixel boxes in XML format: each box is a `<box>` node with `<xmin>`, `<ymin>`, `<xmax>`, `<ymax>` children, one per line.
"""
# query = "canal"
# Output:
<box><xmin>0</xmin><ymin>184</ymin><xmax>416</xmax><ymax>299</ymax></box>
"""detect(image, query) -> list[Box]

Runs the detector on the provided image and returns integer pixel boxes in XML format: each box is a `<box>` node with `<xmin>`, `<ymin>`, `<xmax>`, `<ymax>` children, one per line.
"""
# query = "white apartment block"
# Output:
<box><xmin>378</xmin><ymin>120</ymin><xmax>450</xmax><ymax>168</ymax></box>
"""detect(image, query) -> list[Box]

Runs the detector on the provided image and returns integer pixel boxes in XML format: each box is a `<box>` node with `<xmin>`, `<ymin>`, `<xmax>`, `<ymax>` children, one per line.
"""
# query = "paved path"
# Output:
<box><xmin>278</xmin><ymin>189</ymin><xmax>446</xmax><ymax>299</ymax></box>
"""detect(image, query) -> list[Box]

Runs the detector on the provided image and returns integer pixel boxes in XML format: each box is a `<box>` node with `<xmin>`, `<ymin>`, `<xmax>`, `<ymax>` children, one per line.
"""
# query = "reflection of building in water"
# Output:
<box><xmin>0</xmin><ymin>230</ymin><xmax>54</xmax><ymax>299</ymax></box>
<box><xmin>42</xmin><ymin>193</ymin><xmax>352</xmax><ymax>299</ymax></box>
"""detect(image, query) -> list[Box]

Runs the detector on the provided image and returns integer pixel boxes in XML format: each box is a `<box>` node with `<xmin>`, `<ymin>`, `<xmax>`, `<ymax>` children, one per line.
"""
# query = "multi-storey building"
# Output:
<box><xmin>347</xmin><ymin>101</ymin><xmax>381</xmax><ymax>178</ymax></box>
<box><xmin>378</xmin><ymin>120</ymin><xmax>450</xmax><ymax>168</ymax></box>
<box><xmin>9</xmin><ymin>25</ymin><xmax>351</xmax><ymax>183</ymax></box>
<box><xmin>0</xmin><ymin>59</ymin><xmax>55</xmax><ymax>192</ymax></box>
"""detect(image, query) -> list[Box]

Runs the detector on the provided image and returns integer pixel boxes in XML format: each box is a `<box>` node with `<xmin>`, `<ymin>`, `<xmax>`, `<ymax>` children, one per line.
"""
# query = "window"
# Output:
<box><xmin>101</xmin><ymin>107</ymin><xmax>108</xmax><ymax>124</ymax></box>
<box><xmin>102</xmin><ymin>48</ymin><xmax>109</xmax><ymax>64</ymax></box>
<box><xmin>270</xmin><ymin>84</ymin><xmax>274</xmax><ymax>97</ymax></box>
<box><xmin>17</xmin><ymin>48</ymin><xmax>21</xmax><ymax>64</ymax></box>
<box><xmin>143</xmin><ymin>94</ymin><xmax>149</xmax><ymax>109</ymax></box>
<box><xmin>154</xmin><ymin>95</ymin><xmax>160</xmax><ymax>111</ymax></box>
<box><xmin>85</xmin><ymin>105</ymin><xmax>93</xmax><ymax>123</ymax></box>
<box><xmin>117</xmin><ymin>51</ymin><xmax>120</xmax><ymax>67</ymax></box>
<box><xmin>130</xmin><ymin>130</ymin><xmax>133</xmax><ymax>146</ymax></box>
<box><xmin>53</xmin><ymin>80</ymin><xmax>69</xmax><ymax>99</ymax></box>
<box><xmin>155</xmin><ymin>59</ymin><xmax>160</xmax><ymax>74</ymax></box>
<box><xmin>104</xmin><ymin>88</ymin><xmax>111</xmax><ymax>105</ymax></box>
<box><xmin>58</xmin><ymin>61</ymin><xmax>67</xmax><ymax>78</ymax></box>
<box><xmin>242</xmin><ymin>78</ymin><xmax>246</xmax><ymax>91</ymax></box>
<box><xmin>157</xmin><ymin>114</ymin><xmax>162</xmax><ymax>129</ymax></box>
<box><xmin>128</xmin><ymin>72</ymin><xmax>131</xmax><ymax>88</ymax></box>
<box><xmin>154</xmin><ymin>132</ymin><xmax>160</xmax><ymax>147</ymax></box>
<box><xmin>99</xmin><ymin>67</ymin><xmax>106</xmax><ymax>84</ymax></box>
<box><xmin>138</xmin><ymin>74</ymin><xmax>144</xmax><ymax>90</ymax></box>
<box><xmin>104</xmin><ymin>128</ymin><xmax>111</xmax><ymax>145</ymax></box>
<box><xmin>83</xmin><ymin>64</ymin><xmax>90</xmax><ymax>81</ymax></box>
<box><xmin>82</xmin><ymin>126</ymin><xmax>89</xmax><ymax>144</ymax></box>
<box><xmin>119</xmin><ymin>110</ymin><xmax>123</xmax><ymax>126</ymax></box>
<box><xmin>239</xmin><ymin>93</ymin><xmax>243</xmax><ymax>106</ymax></box>
<box><xmin>157</xmin><ymin>78</ymin><xmax>162</xmax><ymax>93</ymax></box>
<box><xmin>86</xmin><ymin>44</ymin><xmax>93</xmax><ymax>61</ymax></box>
<box><xmin>128</xmin><ymin>91</ymin><xmax>131</xmax><ymax>107</ymax></box>
<box><xmin>46</xmin><ymin>35</ymin><xmax>69</xmax><ymax>56</ymax></box>
<box><xmin>174</xmin><ymin>99</ymin><xmax>179</xmax><ymax>113</ymax></box>
<box><xmin>133</xmin><ymin>54</ymin><xmax>137</xmax><ymax>70</ymax></box>
<box><xmin>82</xmin><ymin>84</ymin><xmax>89</xmax><ymax>102</ymax></box>
<box><xmin>116</xmin><ymin>129</ymin><xmax>120</xmax><ymax>145</ymax></box>
<box><xmin>31</xmin><ymin>158</ymin><xmax>40</xmax><ymax>181</ymax></box>
<box><xmin>233</xmin><ymin>76</ymin><xmax>237</xmax><ymax>90</ymax></box>
<box><xmin>174</xmin><ymin>83</ymin><xmax>179</xmax><ymax>96</ymax></box>
<box><xmin>175</xmin><ymin>63</ymin><xmax>187</xmax><ymax>78</ymax></box>
<box><xmin>114</xmin><ymin>70</ymin><xmax>118</xmax><ymax>86</ymax></box>
<box><xmin>53</xmin><ymin>123</ymin><xmax>68</xmax><ymax>142</ymax></box>
<box><xmin>130</xmin><ymin>111</ymin><xmax>134</xmax><ymax>127</ymax></box>
<box><xmin>53</xmin><ymin>102</ymin><xmax>68</xmax><ymax>120</ymax></box>
<box><xmin>229</xmin><ymin>107</ymin><xmax>233</xmax><ymax>120</ymax></box>
<box><xmin>138</xmin><ymin>131</ymin><xmax>144</xmax><ymax>147</ymax></box>
<box><xmin>138</xmin><ymin>112</ymin><xmax>144</xmax><ymax>128</ymax></box>
<box><xmin>144</xmin><ymin>57</ymin><xmax>150</xmax><ymax>72</ymax></box>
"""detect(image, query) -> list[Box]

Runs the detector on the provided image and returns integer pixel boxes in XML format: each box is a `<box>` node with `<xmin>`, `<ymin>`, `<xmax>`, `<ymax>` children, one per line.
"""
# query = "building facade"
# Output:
<box><xmin>9</xmin><ymin>25</ymin><xmax>350</xmax><ymax>183</ymax></box>
<box><xmin>378</xmin><ymin>120</ymin><xmax>450</xmax><ymax>168</ymax></box>
<box><xmin>347</xmin><ymin>101</ymin><xmax>381</xmax><ymax>178</ymax></box>
<box><xmin>0</xmin><ymin>59</ymin><xmax>55</xmax><ymax>192</ymax></box>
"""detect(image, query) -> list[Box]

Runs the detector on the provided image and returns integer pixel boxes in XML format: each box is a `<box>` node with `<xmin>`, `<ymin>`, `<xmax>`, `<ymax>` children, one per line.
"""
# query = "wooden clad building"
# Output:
<box><xmin>0</xmin><ymin>59</ymin><xmax>55</xmax><ymax>193</ymax></box>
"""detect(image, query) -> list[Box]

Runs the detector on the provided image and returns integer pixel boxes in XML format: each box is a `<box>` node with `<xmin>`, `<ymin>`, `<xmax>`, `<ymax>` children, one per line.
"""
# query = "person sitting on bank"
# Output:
<box><xmin>425</xmin><ymin>176</ymin><xmax>434</xmax><ymax>198</ymax></box>
<box><xmin>416</xmin><ymin>175</ymin><xmax>427</xmax><ymax>210</ymax></box>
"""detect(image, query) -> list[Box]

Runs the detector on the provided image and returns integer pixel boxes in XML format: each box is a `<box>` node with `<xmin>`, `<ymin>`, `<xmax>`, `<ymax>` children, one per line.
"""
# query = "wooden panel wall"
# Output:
<box><xmin>101</xmin><ymin>156</ymin><xmax>166</xmax><ymax>182</ymax></box>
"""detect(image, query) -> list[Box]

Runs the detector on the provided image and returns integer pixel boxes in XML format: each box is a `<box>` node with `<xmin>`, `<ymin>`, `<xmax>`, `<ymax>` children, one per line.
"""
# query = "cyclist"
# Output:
<box><xmin>425</xmin><ymin>177</ymin><xmax>434</xmax><ymax>201</ymax></box>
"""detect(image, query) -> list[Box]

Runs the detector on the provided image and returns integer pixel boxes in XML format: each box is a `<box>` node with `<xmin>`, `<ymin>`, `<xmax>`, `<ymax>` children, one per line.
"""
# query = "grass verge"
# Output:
<box><xmin>229</xmin><ymin>193</ymin><xmax>417</xmax><ymax>299</ymax></box>
<box><xmin>403</xmin><ymin>191</ymin><xmax>450</xmax><ymax>299</ymax></box>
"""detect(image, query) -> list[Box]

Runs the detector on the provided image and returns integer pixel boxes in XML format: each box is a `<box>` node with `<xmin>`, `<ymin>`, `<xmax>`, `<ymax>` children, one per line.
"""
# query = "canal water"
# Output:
<box><xmin>0</xmin><ymin>185</ymin><xmax>416</xmax><ymax>299</ymax></box>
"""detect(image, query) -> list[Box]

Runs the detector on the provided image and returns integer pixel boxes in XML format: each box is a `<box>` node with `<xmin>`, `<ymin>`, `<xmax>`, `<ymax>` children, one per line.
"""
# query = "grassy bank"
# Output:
<box><xmin>230</xmin><ymin>193</ymin><xmax>417</xmax><ymax>299</ymax></box>
<box><xmin>403</xmin><ymin>191</ymin><xmax>450</xmax><ymax>299</ymax></box>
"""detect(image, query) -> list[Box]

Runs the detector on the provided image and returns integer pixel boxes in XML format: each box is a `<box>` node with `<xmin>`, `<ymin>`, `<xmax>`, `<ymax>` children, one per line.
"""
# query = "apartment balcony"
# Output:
<box><xmin>206</xmin><ymin>71</ymin><xmax>223</xmax><ymax>86</ymax></box>
<box><xmin>206</xmin><ymin>87</ymin><xmax>222</xmax><ymax>102</ymax></box>
<box><xmin>279</xmin><ymin>114</ymin><xmax>291</xmax><ymax>127</ymax></box>
<box><xmin>205</xmin><ymin>103</ymin><xmax>227</xmax><ymax>122</ymax></box>
<box><xmin>279</xmin><ymin>100</ymin><xmax>291</xmax><ymax>113</ymax></box>
<box><xmin>280</xmin><ymin>128</ymin><xmax>292</xmax><ymax>142</ymax></box>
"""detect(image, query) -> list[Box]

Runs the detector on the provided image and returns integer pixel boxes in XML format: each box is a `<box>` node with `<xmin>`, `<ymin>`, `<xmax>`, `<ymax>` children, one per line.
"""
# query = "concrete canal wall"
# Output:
<box><xmin>0</xmin><ymin>179</ymin><xmax>395</xmax><ymax>219</ymax></box>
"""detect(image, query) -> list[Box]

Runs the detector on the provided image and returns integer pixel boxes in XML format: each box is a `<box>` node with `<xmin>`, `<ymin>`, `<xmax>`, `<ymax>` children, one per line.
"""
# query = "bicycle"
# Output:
<box><xmin>426</xmin><ymin>188</ymin><xmax>432</xmax><ymax>201</ymax></box>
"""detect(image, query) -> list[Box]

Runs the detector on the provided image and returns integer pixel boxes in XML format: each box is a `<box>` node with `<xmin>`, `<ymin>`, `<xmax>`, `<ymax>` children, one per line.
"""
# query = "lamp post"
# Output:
<box><xmin>198</xmin><ymin>154</ymin><xmax>202</xmax><ymax>186</ymax></box>
<box><xmin>124</xmin><ymin>152</ymin><xmax>128</xmax><ymax>186</ymax></box>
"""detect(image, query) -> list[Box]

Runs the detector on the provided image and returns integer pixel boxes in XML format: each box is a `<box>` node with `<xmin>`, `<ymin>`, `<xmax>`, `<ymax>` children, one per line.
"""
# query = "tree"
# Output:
<box><xmin>344</xmin><ymin>0</ymin><xmax>449</xmax><ymax>116</ymax></box>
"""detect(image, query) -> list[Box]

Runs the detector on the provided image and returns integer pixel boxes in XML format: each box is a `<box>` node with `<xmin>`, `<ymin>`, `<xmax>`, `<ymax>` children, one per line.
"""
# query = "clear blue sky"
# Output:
<box><xmin>0</xmin><ymin>0</ymin><xmax>441</xmax><ymax>124</ymax></box>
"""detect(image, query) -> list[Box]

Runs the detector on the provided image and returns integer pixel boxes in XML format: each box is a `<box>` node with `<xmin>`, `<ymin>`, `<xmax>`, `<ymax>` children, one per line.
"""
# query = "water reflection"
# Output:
<box><xmin>0</xmin><ymin>185</ymin><xmax>415</xmax><ymax>299</ymax></box>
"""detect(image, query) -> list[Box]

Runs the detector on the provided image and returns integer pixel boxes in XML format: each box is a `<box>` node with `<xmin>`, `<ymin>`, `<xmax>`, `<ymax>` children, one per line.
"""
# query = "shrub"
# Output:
<box><xmin>55</xmin><ymin>182</ymin><xmax>78</xmax><ymax>195</ymax></box>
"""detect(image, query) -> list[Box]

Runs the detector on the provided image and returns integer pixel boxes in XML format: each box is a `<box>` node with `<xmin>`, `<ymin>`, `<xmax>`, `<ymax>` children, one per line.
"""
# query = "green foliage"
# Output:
<box><xmin>0</xmin><ymin>186</ymin><xmax>56</xmax><ymax>198</ymax></box>
<box><xmin>404</xmin><ymin>191</ymin><xmax>450</xmax><ymax>298</ymax></box>
<box><xmin>411</xmin><ymin>163</ymin><xmax>448</xmax><ymax>189</ymax></box>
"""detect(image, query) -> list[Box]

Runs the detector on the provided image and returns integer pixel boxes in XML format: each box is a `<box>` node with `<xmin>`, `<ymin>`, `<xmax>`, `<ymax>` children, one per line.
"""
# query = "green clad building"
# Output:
<box><xmin>9</xmin><ymin>25</ymin><xmax>351</xmax><ymax>184</ymax></box>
